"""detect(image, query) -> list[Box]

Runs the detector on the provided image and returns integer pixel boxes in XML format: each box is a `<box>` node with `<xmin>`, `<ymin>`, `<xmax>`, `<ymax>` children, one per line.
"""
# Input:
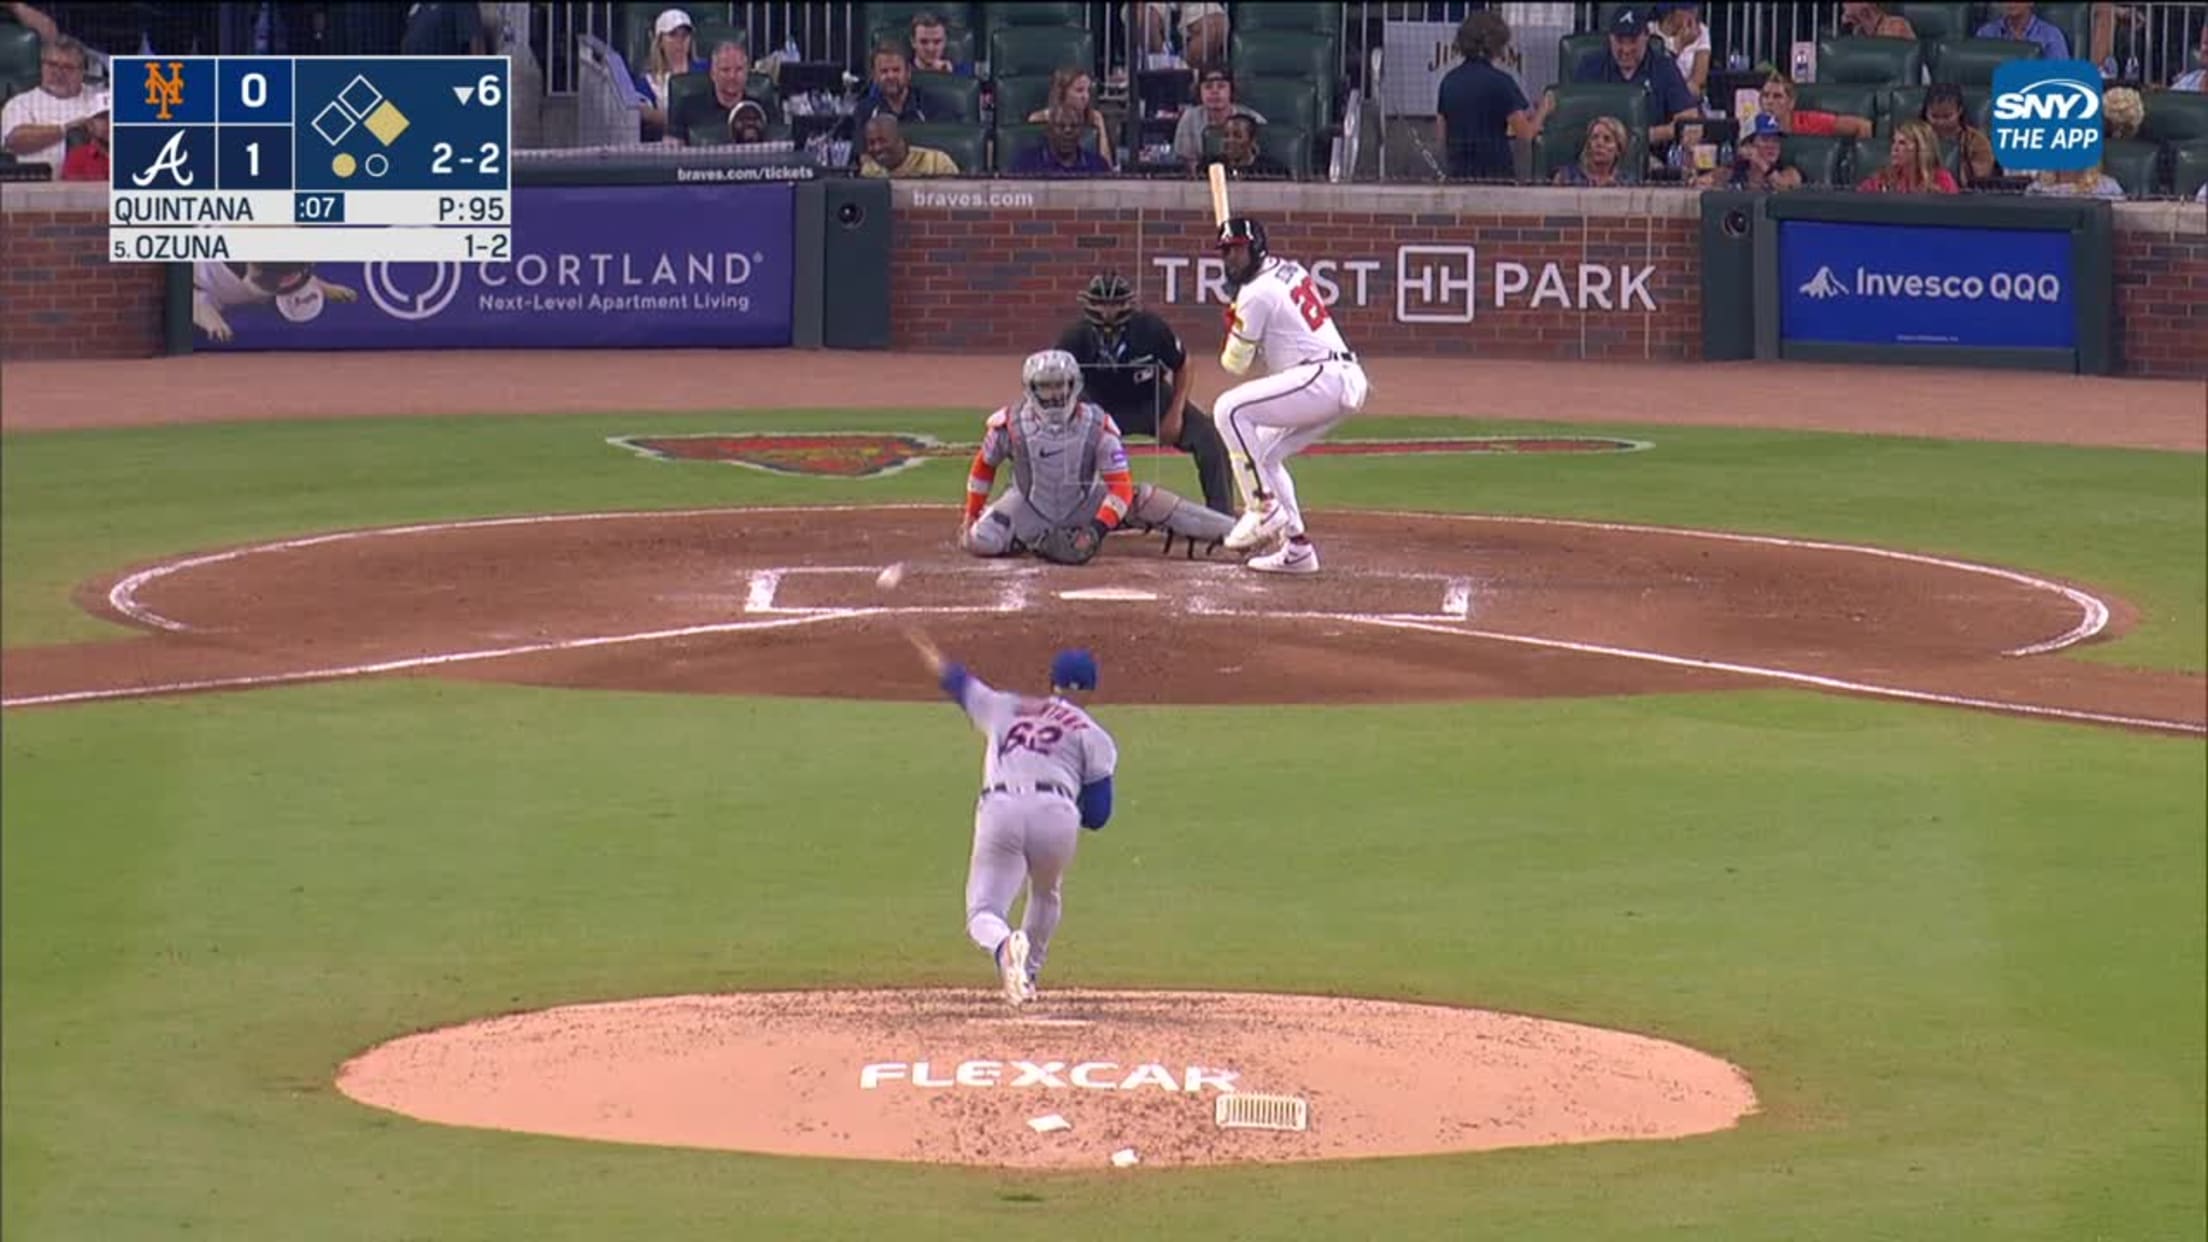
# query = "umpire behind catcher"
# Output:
<box><xmin>1055</xmin><ymin>272</ymin><xmax>1235</xmax><ymax>515</ymax></box>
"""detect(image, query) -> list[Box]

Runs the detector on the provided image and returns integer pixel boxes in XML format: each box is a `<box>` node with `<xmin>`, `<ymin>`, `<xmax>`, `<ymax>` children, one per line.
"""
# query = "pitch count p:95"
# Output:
<box><xmin>438</xmin><ymin>195</ymin><xmax>507</xmax><ymax>224</ymax></box>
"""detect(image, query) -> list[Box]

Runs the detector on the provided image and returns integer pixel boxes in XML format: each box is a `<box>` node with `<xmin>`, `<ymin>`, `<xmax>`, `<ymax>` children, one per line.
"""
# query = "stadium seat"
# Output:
<box><xmin>2171</xmin><ymin>140</ymin><xmax>2208</xmax><ymax>201</ymax></box>
<box><xmin>1234</xmin><ymin>75</ymin><xmax>1322</xmax><ymax>134</ymax></box>
<box><xmin>993</xmin><ymin>120</ymin><xmax>1101</xmax><ymax>171</ymax></box>
<box><xmin>901</xmin><ymin>121</ymin><xmax>985</xmax><ymax>173</ymax></box>
<box><xmin>1878</xmin><ymin>85</ymin><xmax>1991</xmax><ymax>136</ymax></box>
<box><xmin>1232</xmin><ymin>3</ymin><xmax>1342</xmax><ymax>37</ymax></box>
<box><xmin>913</xmin><ymin>70</ymin><xmax>980</xmax><ymax>122</ymax></box>
<box><xmin>1557</xmin><ymin>32</ymin><xmax>1608</xmax><ymax>86</ymax></box>
<box><xmin>1232</xmin><ymin>31</ymin><xmax>1337</xmax><ymax>130</ymax></box>
<box><xmin>990</xmin><ymin>25</ymin><xmax>1093</xmax><ymax>77</ymax></box>
<box><xmin>2141</xmin><ymin>91</ymin><xmax>2208</xmax><ymax>145</ymax></box>
<box><xmin>0</xmin><ymin>22</ymin><xmax>39</xmax><ymax>95</ymax></box>
<box><xmin>2099</xmin><ymin>140</ymin><xmax>2158</xmax><ymax>198</ymax></box>
<box><xmin>1892</xmin><ymin>2</ymin><xmax>1973</xmax><ymax>45</ymax></box>
<box><xmin>1780</xmin><ymin>134</ymin><xmax>1847</xmax><ymax>186</ymax></box>
<box><xmin>987</xmin><ymin>2</ymin><xmax>1086</xmax><ymax>27</ymax></box>
<box><xmin>1930</xmin><ymin>38</ymin><xmax>2040</xmax><ymax>87</ymax></box>
<box><xmin>1814</xmin><ymin>36</ymin><xmax>1923</xmax><ymax>85</ymax></box>
<box><xmin>991</xmin><ymin>73</ymin><xmax>1057</xmax><ymax>125</ymax></box>
<box><xmin>1796</xmin><ymin>83</ymin><xmax>1879</xmax><ymax>122</ymax></box>
<box><xmin>667</xmin><ymin>70</ymin><xmax>712</xmax><ymax>121</ymax></box>
<box><xmin>1546</xmin><ymin>82</ymin><xmax>1651</xmax><ymax>145</ymax></box>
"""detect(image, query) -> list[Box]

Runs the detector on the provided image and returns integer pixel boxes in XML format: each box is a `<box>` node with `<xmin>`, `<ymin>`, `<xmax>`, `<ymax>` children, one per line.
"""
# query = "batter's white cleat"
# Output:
<box><xmin>1247</xmin><ymin>538</ymin><xmax>1319</xmax><ymax>575</ymax></box>
<box><xmin>997</xmin><ymin>932</ymin><xmax>1032</xmax><ymax>1007</ymax></box>
<box><xmin>1224</xmin><ymin>500</ymin><xmax>1290</xmax><ymax>552</ymax></box>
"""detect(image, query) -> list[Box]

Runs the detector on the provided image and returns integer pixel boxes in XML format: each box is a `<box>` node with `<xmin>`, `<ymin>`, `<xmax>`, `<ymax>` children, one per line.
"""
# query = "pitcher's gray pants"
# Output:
<box><xmin>966</xmin><ymin>791</ymin><xmax>1082</xmax><ymax>981</ymax></box>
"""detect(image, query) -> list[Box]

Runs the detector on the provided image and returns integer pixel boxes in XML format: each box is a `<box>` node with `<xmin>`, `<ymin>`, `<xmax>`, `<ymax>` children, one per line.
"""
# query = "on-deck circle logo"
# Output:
<box><xmin>1990</xmin><ymin>60</ymin><xmax>2105</xmax><ymax>173</ymax></box>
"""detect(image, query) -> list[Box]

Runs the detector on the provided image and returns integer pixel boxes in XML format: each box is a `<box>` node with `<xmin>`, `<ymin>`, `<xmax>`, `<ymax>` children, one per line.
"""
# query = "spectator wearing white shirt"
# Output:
<box><xmin>1656</xmin><ymin>3</ymin><xmax>1710</xmax><ymax>107</ymax></box>
<box><xmin>0</xmin><ymin>34</ymin><xmax>108</xmax><ymax>172</ymax></box>
<box><xmin>2173</xmin><ymin>24</ymin><xmax>2206</xmax><ymax>91</ymax></box>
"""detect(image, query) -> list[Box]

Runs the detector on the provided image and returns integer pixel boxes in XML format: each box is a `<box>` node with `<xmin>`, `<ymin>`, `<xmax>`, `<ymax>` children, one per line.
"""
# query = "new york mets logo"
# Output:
<box><xmin>143</xmin><ymin>60</ymin><xmax>185</xmax><ymax>121</ymax></box>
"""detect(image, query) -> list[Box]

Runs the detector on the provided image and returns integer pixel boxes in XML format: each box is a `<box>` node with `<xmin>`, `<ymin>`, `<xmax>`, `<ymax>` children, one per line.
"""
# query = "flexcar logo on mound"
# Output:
<box><xmin>1991</xmin><ymin>60</ymin><xmax>2104</xmax><ymax>172</ymax></box>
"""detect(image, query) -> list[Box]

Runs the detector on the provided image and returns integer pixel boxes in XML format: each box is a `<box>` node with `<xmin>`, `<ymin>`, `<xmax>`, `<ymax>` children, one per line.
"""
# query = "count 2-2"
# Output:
<box><xmin>431</xmin><ymin>141</ymin><xmax>503</xmax><ymax>176</ymax></box>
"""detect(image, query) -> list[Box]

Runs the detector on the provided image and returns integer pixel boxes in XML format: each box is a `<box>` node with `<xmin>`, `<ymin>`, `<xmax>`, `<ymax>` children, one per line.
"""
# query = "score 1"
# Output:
<box><xmin>215</xmin><ymin>58</ymin><xmax>292</xmax><ymax>191</ymax></box>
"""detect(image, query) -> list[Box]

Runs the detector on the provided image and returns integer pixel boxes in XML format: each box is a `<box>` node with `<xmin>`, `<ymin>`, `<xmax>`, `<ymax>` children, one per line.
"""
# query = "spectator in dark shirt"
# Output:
<box><xmin>909</xmin><ymin>11</ymin><xmax>972</xmax><ymax>76</ymax></box>
<box><xmin>1572</xmin><ymin>5</ymin><xmax>1699</xmax><ymax>146</ymax></box>
<box><xmin>400</xmin><ymin>1</ymin><xmax>484</xmax><ymax>56</ymax></box>
<box><xmin>673</xmin><ymin>41</ymin><xmax>758</xmax><ymax>145</ymax></box>
<box><xmin>1552</xmin><ymin>115</ymin><xmax>1637</xmax><ymax>186</ymax></box>
<box><xmin>1010</xmin><ymin>105</ymin><xmax>1115</xmax><ymax>176</ymax></box>
<box><xmin>1435</xmin><ymin>10</ymin><xmax>1549</xmax><ymax>181</ymax></box>
<box><xmin>852</xmin><ymin>40</ymin><xmax>932</xmax><ymax>132</ymax></box>
<box><xmin>1213</xmin><ymin>114</ymin><xmax>1291</xmax><ymax>179</ymax></box>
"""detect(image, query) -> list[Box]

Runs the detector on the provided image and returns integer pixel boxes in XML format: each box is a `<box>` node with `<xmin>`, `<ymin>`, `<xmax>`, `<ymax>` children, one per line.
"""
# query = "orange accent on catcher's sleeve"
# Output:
<box><xmin>964</xmin><ymin>451</ymin><xmax>998</xmax><ymax>521</ymax></box>
<box><xmin>1094</xmin><ymin>468</ymin><xmax>1134</xmax><ymax>529</ymax></box>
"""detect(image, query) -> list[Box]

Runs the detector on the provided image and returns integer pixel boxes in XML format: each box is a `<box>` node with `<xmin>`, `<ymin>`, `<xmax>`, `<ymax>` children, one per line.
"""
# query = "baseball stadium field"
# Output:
<box><xmin>2</xmin><ymin>352</ymin><xmax>2202</xmax><ymax>1240</ymax></box>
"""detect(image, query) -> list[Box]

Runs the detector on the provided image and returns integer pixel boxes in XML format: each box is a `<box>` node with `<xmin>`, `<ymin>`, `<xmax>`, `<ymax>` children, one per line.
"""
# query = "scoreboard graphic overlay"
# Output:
<box><xmin>110</xmin><ymin>56</ymin><xmax>511</xmax><ymax>263</ymax></box>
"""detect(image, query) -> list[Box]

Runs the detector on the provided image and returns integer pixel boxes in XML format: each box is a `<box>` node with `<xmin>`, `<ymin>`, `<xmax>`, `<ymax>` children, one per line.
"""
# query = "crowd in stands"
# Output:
<box><xmin>4</xmin><ymin>2</ymin><xmax>2205</xmax><ymax>201</ymax></box>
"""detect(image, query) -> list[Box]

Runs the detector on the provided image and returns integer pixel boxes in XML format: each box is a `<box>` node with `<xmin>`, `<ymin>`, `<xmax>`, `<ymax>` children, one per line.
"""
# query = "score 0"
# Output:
<box><xmin>216</xmin><ymin>58</ymin><xmax>294</xmax><ymax>191</ymax></box>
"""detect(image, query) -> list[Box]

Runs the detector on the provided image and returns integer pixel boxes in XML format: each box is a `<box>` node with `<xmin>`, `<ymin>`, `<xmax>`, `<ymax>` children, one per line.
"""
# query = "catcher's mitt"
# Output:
<box><xmin>1035</xmin><ymin>520</ymin><xmax>1107</xmax><ymax>566</ymax></box>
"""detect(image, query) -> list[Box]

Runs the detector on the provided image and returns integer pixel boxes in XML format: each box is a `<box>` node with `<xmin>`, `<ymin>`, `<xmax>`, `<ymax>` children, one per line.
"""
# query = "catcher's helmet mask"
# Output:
<box><xmin>1022</xmin><ymin>349</ymin><xmax>1083</xmax><ymax>430</ymax></box>
<box><xmin>1216</xmin><ymin>217</ymin><xmax>1269</xmax><ymax>288</ymax></box>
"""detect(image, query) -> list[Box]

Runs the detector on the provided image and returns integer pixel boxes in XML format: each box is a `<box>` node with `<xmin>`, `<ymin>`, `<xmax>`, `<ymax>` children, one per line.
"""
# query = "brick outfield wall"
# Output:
<box><xmin>893</xmin><ymin>207</ymin><xmax>1703</xmax><ymax>362</ymax></box>
<box><xmin>1</xmin><ymin>211</ymin><xmax>167</xmax><ymax>360</ymax></box>
<box><xmin>1</xmin><ymin>195</ymin><xmax>2201</xmax><ymax>376</ymax></box>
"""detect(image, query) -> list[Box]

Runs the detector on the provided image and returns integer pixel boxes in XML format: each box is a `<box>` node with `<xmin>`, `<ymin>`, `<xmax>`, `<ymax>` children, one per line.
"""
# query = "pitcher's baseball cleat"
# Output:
<box><xmin>1224</xmin><ymin>500</ymin><xmax>1290</xmax><ymax>551</ymax></box>
<box><xmin>998</xmin><ymin>931</ymin><xmax>1032</xmax><ymax>1007</ymax></box>
<box><xmin>1248</xmin><ymin>538</ymin><xmax>1319</xmax><ymax>575</ymax></box>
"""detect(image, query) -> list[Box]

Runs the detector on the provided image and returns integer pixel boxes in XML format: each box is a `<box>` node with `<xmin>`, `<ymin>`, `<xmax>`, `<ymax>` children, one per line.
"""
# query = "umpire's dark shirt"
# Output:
<box><xmin>1055</xmin><ymin>311</ymin><xmax>1186</xmax><ymax>423</ymax></box>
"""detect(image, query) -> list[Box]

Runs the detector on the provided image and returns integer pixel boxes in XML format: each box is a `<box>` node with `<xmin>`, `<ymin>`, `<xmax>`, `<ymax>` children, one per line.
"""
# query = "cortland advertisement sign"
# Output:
<box><xmin>1152</xmin><ymin>246</ymin><xmax>1658</xmax><ymax>323</ymax></box>
<box><xmin>1778</xmin><ymin>220</ymin><xmax>2075</xmax><ymax>349</ymax></box>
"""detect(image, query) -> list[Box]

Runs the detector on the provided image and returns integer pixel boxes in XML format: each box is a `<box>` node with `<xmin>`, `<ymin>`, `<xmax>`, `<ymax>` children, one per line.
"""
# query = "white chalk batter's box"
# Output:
<box><xmin>743</xmin><ymin>562</ymin><xmax>1474</xmax><ymax>623</ymax></box>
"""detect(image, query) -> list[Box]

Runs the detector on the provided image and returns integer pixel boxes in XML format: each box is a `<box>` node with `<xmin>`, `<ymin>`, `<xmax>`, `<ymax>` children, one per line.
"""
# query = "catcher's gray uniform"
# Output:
<box><xmin>961</xmin><ymin>398</ymin><xmax>1237</xmax><ymax>561</ymax></box>
<box><xmin>946</xmin><ymin>666</ymin><xmax>1117</xmax><ymax>991</ymax></box>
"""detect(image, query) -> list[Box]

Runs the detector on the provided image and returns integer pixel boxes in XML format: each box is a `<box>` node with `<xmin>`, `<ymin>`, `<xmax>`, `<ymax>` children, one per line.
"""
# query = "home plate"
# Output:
<box><xmin>1057</xmin><ymin>587</ymin><xmax>1158</xmax><ymax>602</ymax></box>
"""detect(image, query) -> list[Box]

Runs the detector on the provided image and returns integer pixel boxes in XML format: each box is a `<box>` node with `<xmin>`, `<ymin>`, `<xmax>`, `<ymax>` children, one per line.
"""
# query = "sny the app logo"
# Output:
<box><xmin>1990</xmin><ymin>60</ymin><xmax>2103</xmax><ymax>172</ymax></box>
<box><xmin>142</xmin><ymin>60</ymin><xmax>185</xmax><ymax>121</ymax></box>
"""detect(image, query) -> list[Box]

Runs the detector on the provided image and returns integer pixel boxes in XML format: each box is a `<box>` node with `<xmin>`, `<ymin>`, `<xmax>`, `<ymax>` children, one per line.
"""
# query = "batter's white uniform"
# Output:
<box><xmin>1215</xmin><ymin>255</ymin><xmax>1371</xmax><ymax>539</ymax></box>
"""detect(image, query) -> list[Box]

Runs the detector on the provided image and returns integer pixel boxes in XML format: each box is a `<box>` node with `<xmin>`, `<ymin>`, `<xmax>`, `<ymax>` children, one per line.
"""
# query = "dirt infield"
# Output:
<box><xmin>336</xmin><ymin>989</ymin><xmax>1759</xmax><ymax>1170</ymax></box>
<box><xmin>3</xmin><ymin>505</ymin><xmax>2199</xmax><ymax>734</ymax></box>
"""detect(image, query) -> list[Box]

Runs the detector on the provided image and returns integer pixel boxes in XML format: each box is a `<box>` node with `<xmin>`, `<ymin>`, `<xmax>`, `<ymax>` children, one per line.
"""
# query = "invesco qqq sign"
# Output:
<box><xmin>1152</xmin><ymin>245</ymin><xmax>1657</xmax><ymax>323</ymax></box>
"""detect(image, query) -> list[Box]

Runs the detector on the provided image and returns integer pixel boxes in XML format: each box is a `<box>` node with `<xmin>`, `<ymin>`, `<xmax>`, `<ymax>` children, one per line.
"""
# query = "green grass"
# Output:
<box><xmin>3</xmin><ymin>408</ymin><xmax>2203</xmax><ymax>1239</ymax></box>
<box><xmin>3</xmin><ymin>682</ymin><xmax>2200</xmax><ymax>1240</ymax></box>
<box><xmin>4</xmin><ymin>411</ymin><xmax>2201</xmax><ymax>668</ymax></box>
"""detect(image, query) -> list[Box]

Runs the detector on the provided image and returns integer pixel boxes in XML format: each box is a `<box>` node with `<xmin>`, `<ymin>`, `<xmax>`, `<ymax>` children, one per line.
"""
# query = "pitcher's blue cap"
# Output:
<box><xmin>1050</xmin><ymin>648</ymin><xmax>1099</xmax><ymax>691</ymax></box>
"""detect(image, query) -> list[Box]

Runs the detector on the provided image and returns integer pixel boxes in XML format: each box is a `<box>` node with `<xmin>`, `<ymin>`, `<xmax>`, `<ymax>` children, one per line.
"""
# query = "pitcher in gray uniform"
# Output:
<box><xmin>911</xmin><ymin>634</ymin><xmax>1117</xmax><ymax>1008</ymax></box>
<box><xmin>959</xmin><ymin>350</ymin><xmax>1236</xmax><ymax>564</ymax></box>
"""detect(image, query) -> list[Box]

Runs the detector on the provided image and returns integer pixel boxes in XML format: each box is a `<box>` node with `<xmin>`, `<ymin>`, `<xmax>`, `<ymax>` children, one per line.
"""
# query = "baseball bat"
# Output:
<box><xmin>903</xmin><ymin>624</ymin><xmax>945</xmax><ymax>679</ymax></box>
<box><xmin>1208</xmin><ymin>161</ymin><xmax>1231</xmax><ymax>226</ymax></box>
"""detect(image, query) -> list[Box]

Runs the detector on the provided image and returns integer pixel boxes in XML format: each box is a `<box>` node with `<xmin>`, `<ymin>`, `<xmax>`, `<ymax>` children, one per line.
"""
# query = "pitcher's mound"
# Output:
<box><xmin>336</xmin><ymin>990</ymin><xmax>1757</xmax><ymax>1169</ymax></box>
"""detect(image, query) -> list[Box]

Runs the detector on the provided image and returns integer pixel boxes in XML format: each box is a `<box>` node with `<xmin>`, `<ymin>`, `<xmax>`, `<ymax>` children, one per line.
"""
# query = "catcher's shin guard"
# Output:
<box><xmin>1131</xmin><ymin>484</ymin><xmax>1234</xmax><ymax>558</ymax></box>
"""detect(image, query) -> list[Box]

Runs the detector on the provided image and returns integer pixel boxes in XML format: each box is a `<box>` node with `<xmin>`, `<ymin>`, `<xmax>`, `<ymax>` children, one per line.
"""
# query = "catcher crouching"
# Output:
<box><xmin>959</xmin><ymin>350</ymin><xmax>1236</xmax><ymax>565</ymax></box>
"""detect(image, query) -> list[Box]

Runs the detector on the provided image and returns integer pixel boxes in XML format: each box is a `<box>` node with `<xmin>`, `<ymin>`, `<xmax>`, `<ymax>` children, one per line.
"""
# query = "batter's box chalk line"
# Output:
<box><xmin>1215</xmin><ymin>1093</ymin><xmax>1309</xmax><ymax>1133</ymax></box>
<box><xmin>741</xmin><ymin>563</ymin><xmax>1472</xmax><ymax>624</ymax></box>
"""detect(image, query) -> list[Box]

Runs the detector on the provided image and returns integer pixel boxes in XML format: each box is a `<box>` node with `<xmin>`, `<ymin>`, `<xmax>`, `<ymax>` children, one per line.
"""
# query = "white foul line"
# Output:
<box><xmin>1442</xmin><ymin>578</ymin><xmax>1472</xmax><ymax>620</ymax></box>
<box><xmin>0</xmin><ymin>611</ymin><xmax>863</xmax><ymax>709</ymax></box>
<box><xmin>1349</xmin><ymin>615</ymin><xmax>2204</xmax><ymax>737</ymax></box>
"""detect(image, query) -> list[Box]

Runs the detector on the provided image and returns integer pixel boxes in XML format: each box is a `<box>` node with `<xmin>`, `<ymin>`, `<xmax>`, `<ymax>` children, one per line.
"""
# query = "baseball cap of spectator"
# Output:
<box><xmin>654</xmin><ymin>8</ymin><xmax>694</xmax><ymax>35</ymax></box>
<box><xmin>1609</xmin><ymin>7</ymin><xmax>1650</xmax><ymax>36</ymax></box>
<box><xmin>1749</xmin><ymin>112</ymin><xmax>1782</xmax><ymax>138</ymax></box>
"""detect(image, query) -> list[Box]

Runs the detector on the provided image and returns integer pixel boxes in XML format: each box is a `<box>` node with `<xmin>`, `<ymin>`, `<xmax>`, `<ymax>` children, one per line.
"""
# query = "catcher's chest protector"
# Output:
<box><xmin>1007</xmin><ymin>403</ymin><xmax>1105</xmax><ymax>525</ymax></box>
